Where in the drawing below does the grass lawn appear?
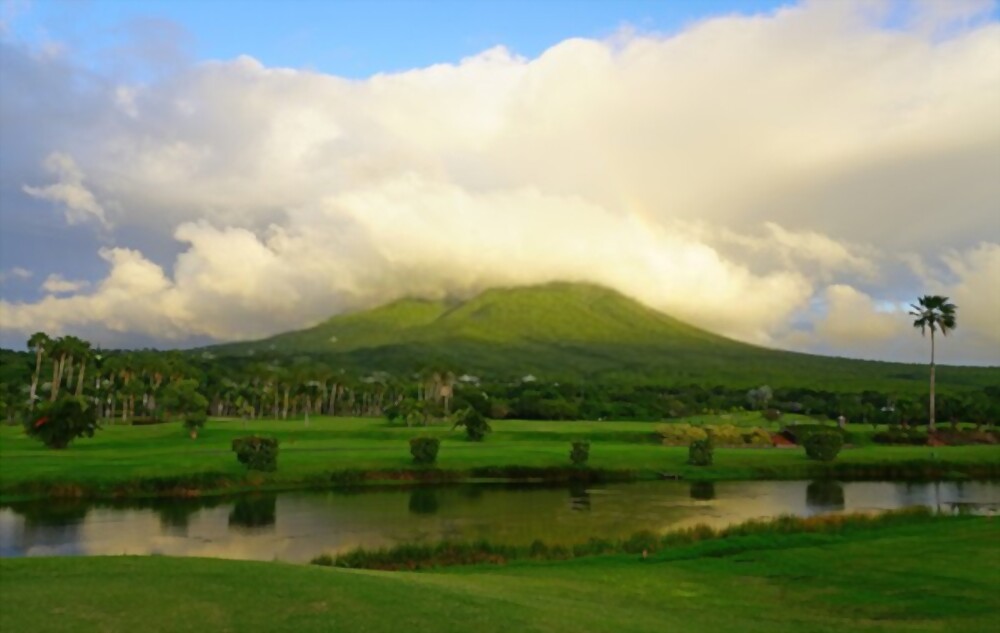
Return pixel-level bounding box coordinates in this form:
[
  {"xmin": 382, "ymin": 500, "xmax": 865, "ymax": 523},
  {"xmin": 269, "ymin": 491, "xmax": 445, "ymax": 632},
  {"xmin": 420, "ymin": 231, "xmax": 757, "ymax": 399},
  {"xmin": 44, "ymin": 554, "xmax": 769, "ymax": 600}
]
[
  {"xmin": 1, "ymin": 517, "xmax": 997, "ymax": 632},
  {"xmin": 2, "ymin": 415, "xmax": 998, "ymax": 499}
]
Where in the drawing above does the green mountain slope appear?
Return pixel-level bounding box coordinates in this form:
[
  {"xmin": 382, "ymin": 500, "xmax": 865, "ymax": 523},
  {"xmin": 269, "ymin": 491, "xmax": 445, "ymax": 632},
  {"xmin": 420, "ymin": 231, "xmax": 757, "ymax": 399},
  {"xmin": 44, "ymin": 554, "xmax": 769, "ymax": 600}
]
[{"xmin": 208, "ymin": 282, "xmax": 998, "ymax": 391}]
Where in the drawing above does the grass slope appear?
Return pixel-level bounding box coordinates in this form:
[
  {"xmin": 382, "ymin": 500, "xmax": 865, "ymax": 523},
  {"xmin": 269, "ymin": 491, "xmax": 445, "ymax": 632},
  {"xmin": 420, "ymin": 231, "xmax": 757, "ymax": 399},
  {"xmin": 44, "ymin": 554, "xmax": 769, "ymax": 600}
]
[
  {"xmin": 208, "ymin": 282, "xmax": 999, "ymax": 391},
  {"xmin": 2, "ymin": 518, "xmax": 997, "ymax": 632}
]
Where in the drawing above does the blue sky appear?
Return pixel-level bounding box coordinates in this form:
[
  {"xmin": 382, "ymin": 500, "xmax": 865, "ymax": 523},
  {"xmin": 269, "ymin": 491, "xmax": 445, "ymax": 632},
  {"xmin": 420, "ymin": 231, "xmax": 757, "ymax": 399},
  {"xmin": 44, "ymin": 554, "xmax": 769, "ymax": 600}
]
[
  {"xmin": 6, "ymin": 0, "xmax": 787, "ymax": 77},
  {"xmin": 1, "ymin": 0, "xmax": 998, "ymax": 362}
]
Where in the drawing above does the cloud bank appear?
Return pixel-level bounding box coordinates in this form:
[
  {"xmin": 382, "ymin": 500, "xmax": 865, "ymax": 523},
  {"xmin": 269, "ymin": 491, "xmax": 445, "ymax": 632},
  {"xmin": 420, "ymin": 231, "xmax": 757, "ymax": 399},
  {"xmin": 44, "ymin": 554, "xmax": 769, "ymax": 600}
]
[{"xmin": 1, "ymin": 0, "xmax": 998, "ymax": 364}]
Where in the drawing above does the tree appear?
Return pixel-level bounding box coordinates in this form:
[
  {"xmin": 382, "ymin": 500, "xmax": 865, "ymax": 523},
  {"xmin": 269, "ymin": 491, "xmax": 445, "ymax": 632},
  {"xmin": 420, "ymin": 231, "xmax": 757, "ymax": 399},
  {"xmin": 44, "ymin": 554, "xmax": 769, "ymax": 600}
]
[
  {"xmin": 452, "ymin": 407, "xmax": 491, "ymax": 441},
  {"xmin": 73, "ymin": 339, "xmax": 93, "ymax": 397},
  {"xmin": 746, "ymin": 385, "xmax": 772, "ymax": 410},
  {"xmin": 48, "ymin": 337, "xmax": 68, "ymax": 401},
  {"xmin": 27, "ymin": 332, "xmax": 51, "ymax": 411},
  {"xmin": 160, "ymin": 378, "xmax": 209, "ymax": 438},
  {"xmin": 25, "ymin": 395, "xmax": 99, "ymax": 449},
  {"xmin": 910, "ymin": 295, "xmax": 957, "ymax": 433}
]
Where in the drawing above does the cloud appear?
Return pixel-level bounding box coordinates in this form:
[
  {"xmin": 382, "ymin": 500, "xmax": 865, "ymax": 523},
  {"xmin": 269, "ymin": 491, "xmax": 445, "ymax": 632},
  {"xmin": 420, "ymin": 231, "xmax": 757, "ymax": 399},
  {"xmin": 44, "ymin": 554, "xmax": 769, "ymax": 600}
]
[
  {"xmin": 0, "ymin": 0, "xmax": 998, "ymax": 363},
  {"xmin": 815, "ymin": 284, "xmax": 901, "ymax": 346},
  {"xmin": 40, "ymin": 273, "xmax": 89, "ymax": 294},
  {"xmin": 939, "ymin": 243, "xmax": 1000, "ymax": 348},
  {"xmin": 0, "ymin": 267, "xmax": 32, "ymax": 283},
  {"xmin": 22, "ymin": 152, "xmax": 110, "ymax": 227}
]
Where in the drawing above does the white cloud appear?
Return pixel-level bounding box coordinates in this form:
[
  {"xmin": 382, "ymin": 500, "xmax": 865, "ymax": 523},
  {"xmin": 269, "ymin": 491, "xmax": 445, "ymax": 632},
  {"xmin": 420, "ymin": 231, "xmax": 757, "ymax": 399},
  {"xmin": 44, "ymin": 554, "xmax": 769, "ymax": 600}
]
[
  {"xmin": 40, "ymin": 273, "xmax": 89, "ymax": 294},
  {"xmin": 1, "ymin": 1, "xmax": 998, "ymax": 363},
  {"xmin": 815, "ymin": 284, "xmax": 901, "ymax": 346},
  {"xmin": 22, "ymin": 152, "xmax": 110, "ymax": 227},
  {"xmin": 0, "ymin": 267, "xmax": 32, "ymax": 283},
  {"xmin": 939, "ymin": 243, "xmax": 1000, "ymax": 348}
]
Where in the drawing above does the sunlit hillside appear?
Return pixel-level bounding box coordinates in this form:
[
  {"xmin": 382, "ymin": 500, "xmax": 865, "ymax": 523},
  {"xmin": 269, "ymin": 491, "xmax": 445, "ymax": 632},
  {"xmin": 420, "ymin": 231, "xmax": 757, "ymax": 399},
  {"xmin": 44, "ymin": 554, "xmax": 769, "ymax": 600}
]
[{"xmin": 209, "ymin": 283, "xmax": 999, "ymax": 392}]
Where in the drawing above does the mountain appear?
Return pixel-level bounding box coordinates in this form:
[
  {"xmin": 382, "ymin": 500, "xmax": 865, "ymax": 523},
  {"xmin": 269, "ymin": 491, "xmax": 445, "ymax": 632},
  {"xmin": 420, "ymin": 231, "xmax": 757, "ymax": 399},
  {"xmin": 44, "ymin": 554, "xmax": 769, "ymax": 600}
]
[{"xmin": 208, "ymin": 282, "xmax": 998, "ymax": 391}]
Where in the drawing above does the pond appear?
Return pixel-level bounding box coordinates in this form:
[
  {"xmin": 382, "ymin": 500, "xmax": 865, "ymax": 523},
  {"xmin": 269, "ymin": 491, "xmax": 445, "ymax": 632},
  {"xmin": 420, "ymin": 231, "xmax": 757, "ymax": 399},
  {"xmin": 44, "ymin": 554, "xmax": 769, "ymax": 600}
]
[{"xmin": 1, "ymin": 480, "xmax": 996, "ymax": 563}]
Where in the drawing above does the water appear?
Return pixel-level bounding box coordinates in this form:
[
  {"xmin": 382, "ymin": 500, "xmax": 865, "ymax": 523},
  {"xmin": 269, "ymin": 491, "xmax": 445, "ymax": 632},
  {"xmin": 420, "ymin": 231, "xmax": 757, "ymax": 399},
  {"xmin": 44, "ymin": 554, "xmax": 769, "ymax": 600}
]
[{"xmin": 1, "ymin": 480, "xmax": 996, "ymax": 563}]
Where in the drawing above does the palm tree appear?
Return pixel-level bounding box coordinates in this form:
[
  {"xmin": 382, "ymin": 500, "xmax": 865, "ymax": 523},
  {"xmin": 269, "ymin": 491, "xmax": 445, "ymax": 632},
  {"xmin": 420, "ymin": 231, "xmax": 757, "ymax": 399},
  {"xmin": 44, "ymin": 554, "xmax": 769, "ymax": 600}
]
[
  {"xmin": 74, "ymin": 339, "xmax": 93, "ymax": 397},
  {"xmin": 49, "ymin": 337, "xmax": 69, "ymax": 401},
  {"xmin": 27, "ymin": 332, "xmax": 51, "ymax": 411},
  {"xmin": 909, "ymin": 295, "xmax": 957, "ymax": 433}
]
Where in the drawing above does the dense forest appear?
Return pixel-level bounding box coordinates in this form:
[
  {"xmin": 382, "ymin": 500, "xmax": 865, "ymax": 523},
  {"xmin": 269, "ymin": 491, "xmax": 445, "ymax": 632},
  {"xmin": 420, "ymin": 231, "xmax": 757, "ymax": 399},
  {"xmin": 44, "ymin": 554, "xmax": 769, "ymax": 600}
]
[{"xmin": 2, "ymin": 332, "xmax": 998, "ymax": 427}]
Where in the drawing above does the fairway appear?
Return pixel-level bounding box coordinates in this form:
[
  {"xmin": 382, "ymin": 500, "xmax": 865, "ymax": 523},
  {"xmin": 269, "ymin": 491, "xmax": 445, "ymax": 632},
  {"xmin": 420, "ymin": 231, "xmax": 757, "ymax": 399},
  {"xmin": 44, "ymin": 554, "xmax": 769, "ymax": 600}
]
[
  {"xmin": 2, "ymin": 518, "xmax": 997, "ymax": 632},
  {"xmin": 3, "ymin": 415, "xmax": 999, "ymax": 499}
]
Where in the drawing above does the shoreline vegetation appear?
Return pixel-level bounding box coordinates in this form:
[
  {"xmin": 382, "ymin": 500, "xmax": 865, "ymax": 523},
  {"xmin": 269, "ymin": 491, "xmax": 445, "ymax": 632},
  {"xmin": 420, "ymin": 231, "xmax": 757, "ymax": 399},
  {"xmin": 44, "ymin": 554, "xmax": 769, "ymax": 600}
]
[
  {"xmin": 309, "ymin": 507, "xmax": 961, "ymax": 569},
  {"xmin": 2, "ymin": 416, "xmax": 998, "ymax": 501},
  {"xmin": 2, "ymin": 512, "xmax": 997, "ymax": 632}
]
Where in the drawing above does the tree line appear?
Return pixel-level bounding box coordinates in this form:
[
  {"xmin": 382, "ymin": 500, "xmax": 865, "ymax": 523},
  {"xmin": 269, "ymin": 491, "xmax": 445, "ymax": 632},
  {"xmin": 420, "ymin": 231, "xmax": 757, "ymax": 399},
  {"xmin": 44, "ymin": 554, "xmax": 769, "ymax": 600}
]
[{"xmin": 2, "ymin": 330, "xmax": 997, "ymax": 431}]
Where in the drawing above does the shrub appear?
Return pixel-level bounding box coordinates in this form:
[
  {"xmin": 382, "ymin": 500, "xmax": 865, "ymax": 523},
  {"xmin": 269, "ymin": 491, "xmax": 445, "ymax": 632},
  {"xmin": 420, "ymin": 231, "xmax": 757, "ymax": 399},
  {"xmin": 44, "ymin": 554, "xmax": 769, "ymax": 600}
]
[
  {"xmin": 742, "ymin": 427, "xmax": 773, "ymax": 447},
  {"xmin": 452, "ymin": 407, "xmax": 492, "ymax": 442},
  {"xmin": 231, "ymin": 436, "xmax": 279, "ymax": 471},
  {"xmin": 409, "ymin": 436, "xmax": 440, "ymax": 464},
  {"xmin": 803, "ymin": 431, "xmax": 843, "ymax": 462},
  {"xmin": 688, "ymin": 438, "xmax": 714, "ymax": 466},
  {"xmin": 569, "ymin": 440, "xmax": 590, "ymax": 466},
  {"xmin": 623, "ymin": 530, "xmax": 660, "ymax": 554},
  {"xmin": 657, "ymin": 423, "xmax": 708, "ymax": 445},
  {"xmin": 762, "ymin": 408, "xmax": 782, "ymax": 422},
  {"xmin": 784, "ymin": 424, "xmax": 850, "ymax": 445},
  {"xmin": 183, "ymin": 412, "xmax": 207, "ymax": 437},
  {"xmin": 709, "ymin": 424, "xmax": 744, "ymax": 446},
  {"xmin": 873, "ymin": 427, "xmax": 928, "ymax": 445},
  {"xmin": 25, "ymin": 396, "xmax": 99, "ymax": 449}
]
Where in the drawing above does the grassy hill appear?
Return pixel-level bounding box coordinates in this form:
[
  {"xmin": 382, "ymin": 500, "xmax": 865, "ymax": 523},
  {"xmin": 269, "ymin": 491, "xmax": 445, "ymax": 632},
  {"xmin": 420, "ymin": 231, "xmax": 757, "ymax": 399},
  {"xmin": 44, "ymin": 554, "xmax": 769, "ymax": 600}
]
[{"xmin": 208, "ymin": 282, "xmax": 998, "ymax": 391}]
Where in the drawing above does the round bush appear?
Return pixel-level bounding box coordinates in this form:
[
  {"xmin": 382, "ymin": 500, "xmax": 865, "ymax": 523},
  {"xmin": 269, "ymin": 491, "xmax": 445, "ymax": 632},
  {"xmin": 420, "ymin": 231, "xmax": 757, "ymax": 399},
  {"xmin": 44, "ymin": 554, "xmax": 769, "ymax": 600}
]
[
  {"xmin": 232, "ymin": 436, "xmax": 279, "ymax": 472},
  {"xmin": 803, "ymin": 431, "xmax": 844, "ymax": 462},
  {"xmin": 569, "ymin": 440, "xmax": 590, "ymax": 466},
  {"xmin": 409, "ymin": 436, "xmax": 440, "ymax": 464},
  {"xmin": 688, "ymin": 438, "xmax": 714, "ymax": 466}
]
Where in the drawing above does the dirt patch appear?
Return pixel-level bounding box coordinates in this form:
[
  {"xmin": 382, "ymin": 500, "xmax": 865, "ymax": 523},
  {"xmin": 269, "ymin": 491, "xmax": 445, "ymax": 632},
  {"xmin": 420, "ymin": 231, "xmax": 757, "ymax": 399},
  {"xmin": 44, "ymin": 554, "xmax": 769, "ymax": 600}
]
[{"xmin": 771, "ymin": 433, "xmax": 797, "ymax": 448}]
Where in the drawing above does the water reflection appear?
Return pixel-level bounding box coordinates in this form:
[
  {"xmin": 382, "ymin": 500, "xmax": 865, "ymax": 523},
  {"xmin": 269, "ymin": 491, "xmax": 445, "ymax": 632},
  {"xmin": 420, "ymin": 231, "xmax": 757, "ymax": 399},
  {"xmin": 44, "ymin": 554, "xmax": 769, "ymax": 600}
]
[
  {"xmin": 689, "ymin": 481, "xmax": 716, "ymax": 501},
  {"xmin": 158, "ymin": 498, "xmax": 225, "ymax": 533},
  {"xmin": 805, "ymin": 481, "xmax": 845, "ymax": 511},
  {"xmin": 17, "ymin": 500, "xmax": 90, "ymax": 527},
  {"xmin": 1, "ymin": 480, "xmax": 996, "ymax": 563},
  {"xmin": 408, "ymin": 489, "xmax": 439, "ymax": 515},
  {"xmin": 228, "ymin": 495, "xmax": 277, "ymax": 531},
  {"xmin": 568, "ymin": 483, "xmax": 591, "ymax": 511}
]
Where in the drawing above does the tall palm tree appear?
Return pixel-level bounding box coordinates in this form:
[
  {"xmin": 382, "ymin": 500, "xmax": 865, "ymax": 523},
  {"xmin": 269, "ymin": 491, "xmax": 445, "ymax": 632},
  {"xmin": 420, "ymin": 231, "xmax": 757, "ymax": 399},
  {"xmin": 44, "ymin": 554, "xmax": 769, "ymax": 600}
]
[
  {"xmin": 49, "ymin": 337, "xmax": 69, "ymax": 401},
  {"xmin": 909, "ymin": 295, "xmax": 957, "ymax": 433},
  {"xmin": 27, "ymin": 332, "xmax": 51, "ymax": 411},
  {"xmin": 74, "ymin": 339, "xmax": 93, "ymax": 397}
]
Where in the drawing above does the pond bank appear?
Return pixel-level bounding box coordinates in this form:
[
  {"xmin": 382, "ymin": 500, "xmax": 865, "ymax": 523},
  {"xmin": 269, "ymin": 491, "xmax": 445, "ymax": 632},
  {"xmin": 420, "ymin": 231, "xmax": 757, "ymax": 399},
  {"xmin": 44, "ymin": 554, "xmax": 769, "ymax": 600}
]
[
  {"xmin": 4, "ymin": 458, "xmax": 1000, "ymax": 502},
  {"xmin": 3, "ymin": 516, "xmax": 997, "ymax": 633}
]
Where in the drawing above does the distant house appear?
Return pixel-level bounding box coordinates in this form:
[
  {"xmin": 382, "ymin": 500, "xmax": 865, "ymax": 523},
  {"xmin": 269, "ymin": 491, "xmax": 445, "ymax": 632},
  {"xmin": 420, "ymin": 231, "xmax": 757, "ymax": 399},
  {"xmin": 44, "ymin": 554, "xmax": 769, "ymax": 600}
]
[
  {"xmin": 458, "ymin": 374, "xmax": 480, "ymax": 385},
  {"xmin": 522, "ymin": 374, "xmax": 537, "ymax": 383}
]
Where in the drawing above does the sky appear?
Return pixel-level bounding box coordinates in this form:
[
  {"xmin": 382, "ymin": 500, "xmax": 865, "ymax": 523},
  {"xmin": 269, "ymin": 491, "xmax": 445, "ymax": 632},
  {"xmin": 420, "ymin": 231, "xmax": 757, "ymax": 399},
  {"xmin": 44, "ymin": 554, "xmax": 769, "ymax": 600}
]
[{"xmin": 0, "ymin": 0, "xmax": 998, "ymax": 365}]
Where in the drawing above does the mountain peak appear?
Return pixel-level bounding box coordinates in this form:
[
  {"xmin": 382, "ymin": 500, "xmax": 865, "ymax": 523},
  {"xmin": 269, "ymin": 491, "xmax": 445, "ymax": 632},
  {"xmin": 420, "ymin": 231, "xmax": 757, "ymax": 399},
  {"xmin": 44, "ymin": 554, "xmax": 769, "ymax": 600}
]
[
  {"xmin": 221, "ymin": 281, "xmax": 728, "ymax": 357},
  {"xmin": 206, "ymin": 281, "xmax": 998, "ymax": 389}
]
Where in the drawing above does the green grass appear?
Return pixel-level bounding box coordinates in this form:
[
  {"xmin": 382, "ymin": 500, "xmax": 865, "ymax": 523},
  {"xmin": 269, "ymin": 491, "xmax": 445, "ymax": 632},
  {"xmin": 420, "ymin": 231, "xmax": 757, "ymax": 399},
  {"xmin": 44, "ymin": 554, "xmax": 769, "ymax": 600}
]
[
  {"xmin": 2, "ymin": 517, "xmax": 997, "ymax": 632},
  {"xmin": 207, "ymin": 282, "xmax": 1000, "ymax": 390},
  {"xmin": 2, "ymin": 415, "xmax": 998, "ymax": 500}
]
